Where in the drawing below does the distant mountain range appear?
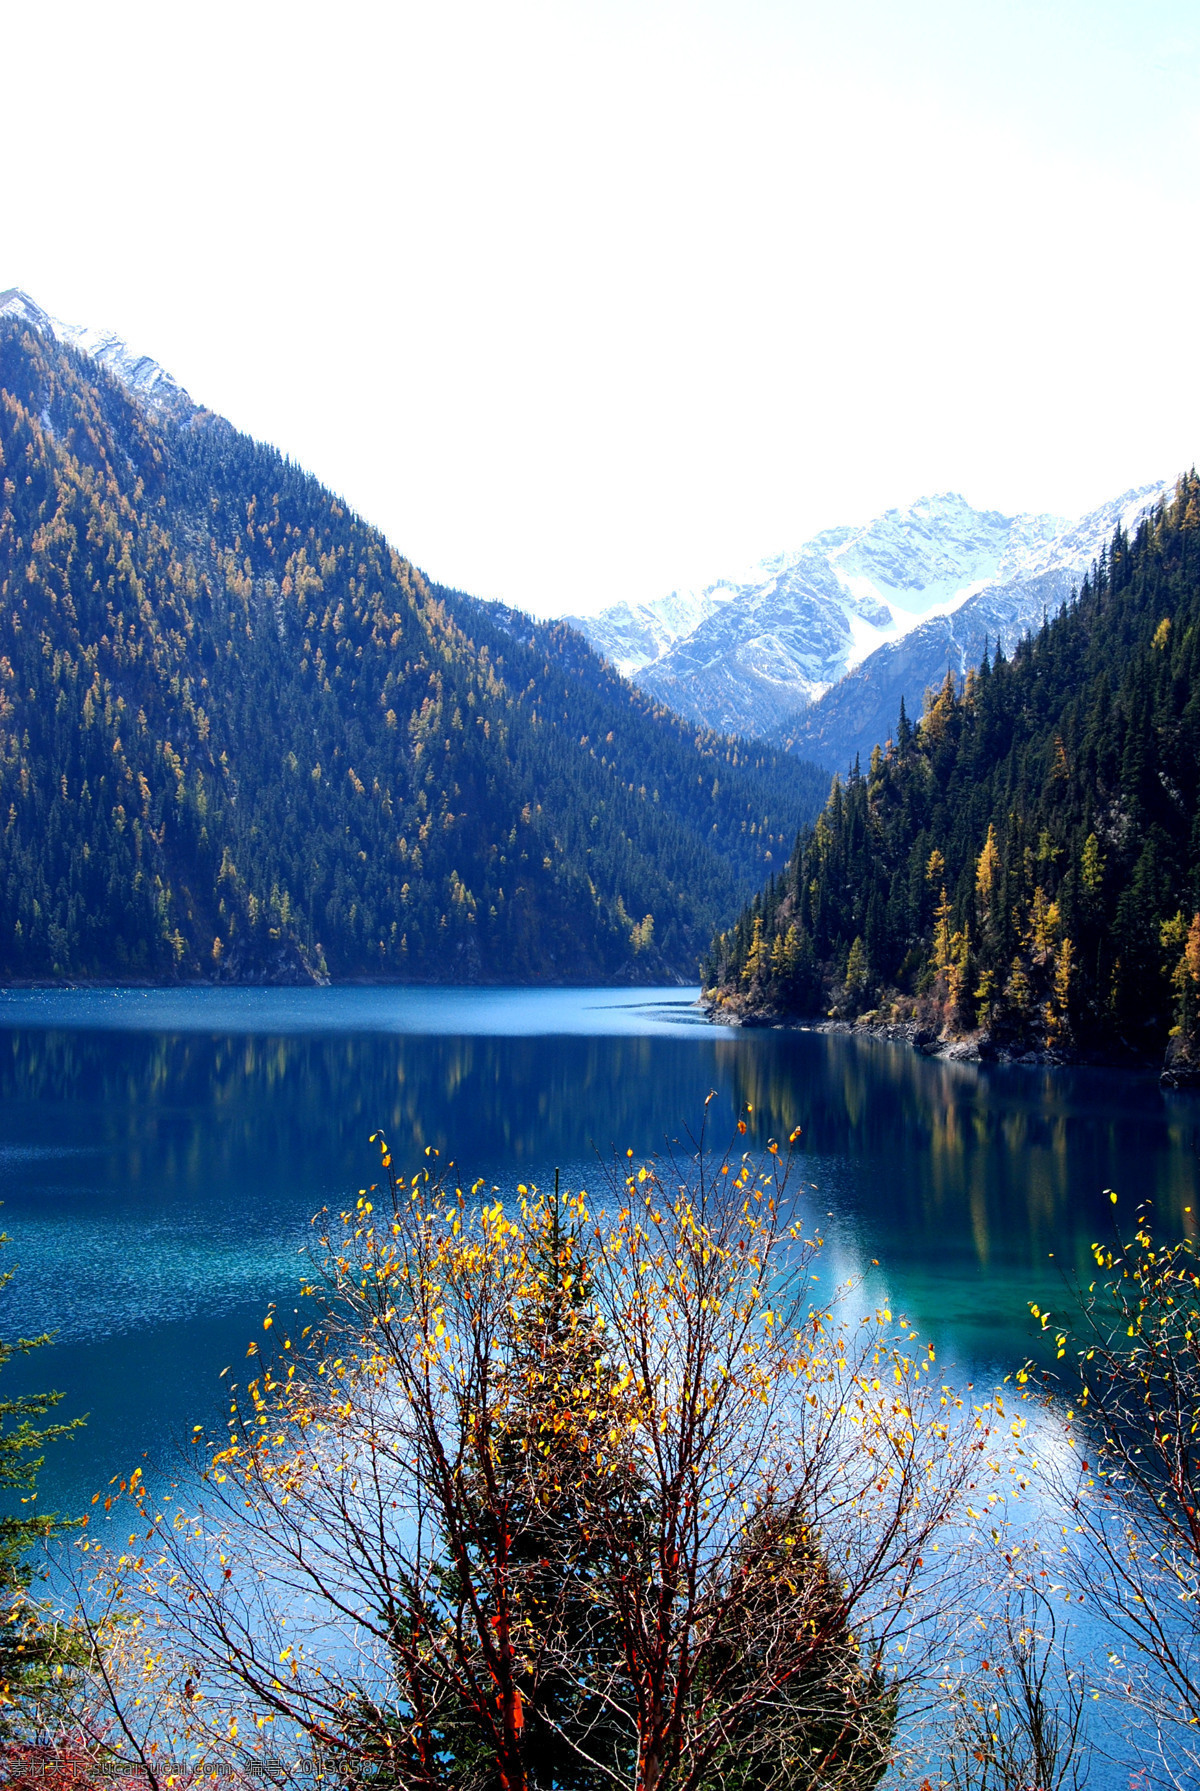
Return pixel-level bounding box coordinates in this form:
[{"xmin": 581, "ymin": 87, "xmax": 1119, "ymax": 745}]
[
  {"xmin": 566, "ymin": 484, "xmax": 1169, "ymax": 769},
  {"xmin": 5, "ymin": 284, "xmax": 1170, "ymax": 792}
]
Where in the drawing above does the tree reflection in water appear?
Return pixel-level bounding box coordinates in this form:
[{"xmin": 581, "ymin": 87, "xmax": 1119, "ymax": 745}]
[{"xmin": 0, "ymin": 1004, "xmax": 1195, "ymax": 1510}]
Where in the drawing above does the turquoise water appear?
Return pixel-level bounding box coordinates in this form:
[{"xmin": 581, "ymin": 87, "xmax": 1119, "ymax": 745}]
[
  {"xmin": 0, "ymin": 984, "xmax": 1195, "ymax": 1516},
  {"xmin": 0, "ymin": 985, "xmax": 1196, "ymax": 1784}
]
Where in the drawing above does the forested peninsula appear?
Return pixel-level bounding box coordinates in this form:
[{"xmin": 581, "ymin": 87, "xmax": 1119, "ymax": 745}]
[
  {"xmin": 704, "ymin": 474, "xmax": 1200, "ymax": 1080},
  {"xmin": 0, "ymin": 318, "xmax": 826, "ymax": 985}
]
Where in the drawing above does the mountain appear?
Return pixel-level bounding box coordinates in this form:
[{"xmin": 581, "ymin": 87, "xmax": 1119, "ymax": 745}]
[
  {"xmin": 566, "ymin": 494, "xmax": 1066, "ymax": 736},
  {"xmin": 0, "ymin": 288, "xmax": 205, "ymax": 427},
  {"xmin": 562, "ymin": 587, "xmax": 727, "ymax": 677},
  {"xmin": 566, "ymin": 488, "xmax": 1168, "ymax": 757},
  {"xmin": 781, "ymin": 482, "xmax": 1170, "ymax": 771},
  {"xmin": 0, "ymin": 307, "xmax": 828, "ymax": 986},
  {"xmin": 704, "ymin": 473, "xmax": 1200, "ymax": 1073}
]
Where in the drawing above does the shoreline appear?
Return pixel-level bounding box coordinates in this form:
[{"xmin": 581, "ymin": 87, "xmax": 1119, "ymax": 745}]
[
  {"xmin": 702, "ymin": 998, "xmax": 1200, "ymax": 1089},
  {"xmin": 0, "ymin": 970, "xmax": 692, "ymax": 994}
]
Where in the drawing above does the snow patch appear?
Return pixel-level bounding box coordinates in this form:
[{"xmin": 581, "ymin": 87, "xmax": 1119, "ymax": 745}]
[{"xmin": 0, "ymin": 287, "xmax": 197, "ymax": 421}]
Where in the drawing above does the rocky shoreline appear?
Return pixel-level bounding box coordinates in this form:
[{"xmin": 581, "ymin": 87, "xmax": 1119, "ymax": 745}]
[{"xmin": 702, "ymin": 997, "xmax": 1200, "ymax": 1089}]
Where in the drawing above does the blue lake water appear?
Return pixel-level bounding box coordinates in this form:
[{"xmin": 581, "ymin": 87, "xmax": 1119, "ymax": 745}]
[
  {"xmin": 0, "ymin": 984, "xmax": 1196, "ymax": 1783},
  {"xmin": 0, "ymin": 983, "xmax": 1195, "ymax": 1514}
]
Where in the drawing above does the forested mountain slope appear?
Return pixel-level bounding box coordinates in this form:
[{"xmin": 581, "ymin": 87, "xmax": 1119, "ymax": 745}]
[
  {"xmin": 0, "ymin": 318, "xmax": 826, "ymax": 984},
  {"xmin": 704, "ymin": 475, "xmax": 1200, "ymax": 1070}
]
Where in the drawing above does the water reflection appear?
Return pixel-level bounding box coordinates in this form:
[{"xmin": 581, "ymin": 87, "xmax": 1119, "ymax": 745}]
[
  {"xmin": 726, "ymin": 1030, "xmax": 1200, "ymax": 1371},
  {"xmin": 0, "ymin": 998, "xmax": 1196, "ymax": 1514}
]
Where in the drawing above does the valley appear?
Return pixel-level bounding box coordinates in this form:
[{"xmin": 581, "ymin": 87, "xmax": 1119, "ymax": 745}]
[
  {"xmin": 0, "ymin": 298, "xmax": 826, "ymax": 986},
  {"xmin": 7, "ymin": 4, "xmax": 1200, "ymax": 1783},
  {"xmin": 0, "ymin": 268, "xmax": 1195, "ymax": 1791}
]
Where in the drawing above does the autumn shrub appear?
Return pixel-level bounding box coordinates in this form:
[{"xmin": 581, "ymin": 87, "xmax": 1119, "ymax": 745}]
[{"xmin": 85, "ymin": 1114, "xmax": 1006, "ymax": 1791}]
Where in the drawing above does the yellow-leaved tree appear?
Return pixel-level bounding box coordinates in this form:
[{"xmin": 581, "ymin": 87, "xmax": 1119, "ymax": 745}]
[
  {"xmin": 1039, "ymin": 1200, "xmax": 1200, "ymax": 1788},
  {"xmin": 83, "ymin": 1112, "xmax": 1006, "ymax": 1791}
]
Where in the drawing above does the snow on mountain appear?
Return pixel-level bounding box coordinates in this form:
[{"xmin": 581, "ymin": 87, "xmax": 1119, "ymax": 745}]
[
  {"xmin": 567, "ymin": 494, "xmax": 1068, "ymax": 739},
  {"xmin": 3, "ymin": 287, "xmax": 1167, "ymax": 771},
  {"xmin": 782, "ymin": 480, "xmax": 1172, "ymax": 771},
  {"xmin": 562, "ymin": 585, "xmax": 731, "ymax": 676},
  {"xmin": 0, "ymin": 288, "xmax": 200, "ymax": 424}
]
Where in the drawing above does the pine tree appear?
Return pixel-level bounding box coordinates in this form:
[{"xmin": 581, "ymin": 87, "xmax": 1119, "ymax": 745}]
[
  {"xmin": 0, "ymin": 316, "xmax": 829, "ymax": 990},
  {"xmin": 843, "ymin": 936, "xmax": 870, "ymax": 1009},
  {"xmin": 706, "ymin": 472, "xmax": 1200, "ymax": 1063},
  {"xmin": 695, "ymin": 1525, "xmax": 895, "ymax": 1791}
]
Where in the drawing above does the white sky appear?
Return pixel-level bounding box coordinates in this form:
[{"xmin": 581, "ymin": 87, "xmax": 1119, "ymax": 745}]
[{"xmin": 6, "ymin": 0, "xmax": 1200, "ymax": 616}]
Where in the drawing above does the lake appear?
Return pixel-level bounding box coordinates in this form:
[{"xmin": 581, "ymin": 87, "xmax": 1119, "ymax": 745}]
[
  {"xmin": 1, "ymin": 983, "xmax": 1196, "ymax": 1516},
  {"xmin": 1, "ymin": 983, "xmax": 1196, "ymax": 1784}
]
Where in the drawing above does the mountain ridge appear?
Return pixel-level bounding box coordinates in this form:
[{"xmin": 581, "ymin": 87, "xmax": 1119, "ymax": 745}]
[
  {"xmin": 0, "ymin": 307, "xmax": 827, "ymax": 986},
  {"xmin": 0, "ymin": 287, "xmax": 208, "ymax": 427},
  {"xmin": 781, "ymin": 480, "xmax": 1169, "ymax": 769},
  {"xmin": 565, "ymin": 484, "xmax": 1168, "ymax": 757}
]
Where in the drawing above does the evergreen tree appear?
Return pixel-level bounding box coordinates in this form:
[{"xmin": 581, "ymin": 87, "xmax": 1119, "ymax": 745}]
[
  {"xmin": 0, "ymin": 317, "xmax": 827, "ymax": 987},
  {"xmin": 706, "ymin": 471, "xmax": 1200, "ymax": 1063},
  {"xmin": 696, "ymin": 1519, "xmax": 894, "ymax": 1791}
]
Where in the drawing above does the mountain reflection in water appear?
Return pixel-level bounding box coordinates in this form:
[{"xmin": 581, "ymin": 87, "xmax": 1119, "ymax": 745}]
[{"xmin": 0, "ymin": 988, "xmax": 1195, "ymax": 1519}]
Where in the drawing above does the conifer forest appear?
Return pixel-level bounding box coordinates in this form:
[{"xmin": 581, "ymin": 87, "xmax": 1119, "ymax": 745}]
[
  {"xmin": 705, "ymin": 475, "xmax": 1200, "ymax": 1071},
  {"xmin": 10, "ymin": 7, "xmax": 1200, "ymax": 1788},
  {"xmin": 0, "ymin": 319, "xmax": 826, "ymax": 986}
]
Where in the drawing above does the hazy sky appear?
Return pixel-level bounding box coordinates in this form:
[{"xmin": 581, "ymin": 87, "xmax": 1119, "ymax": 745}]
[{"xmin": 7, "ymin": 0, "xmax": 1200, "ymax": 614}]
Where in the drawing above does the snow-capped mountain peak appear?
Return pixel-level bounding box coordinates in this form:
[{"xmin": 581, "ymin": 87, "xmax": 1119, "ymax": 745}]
[
  {"xmin": 816, "ymin": 491, "xmax": 1066, "ymax": 615},
  {"xmin": 564, "ymin": 484, "xmax": 1168, "ymax": 744},
  {"xmin": 782, "ymin": 477, "xmax": 1172, "ymax": 770},
  {"xmin": 0, "ymin": 288, "xmax": 199, "ymax": 424},
  {"xmin": 561, "ymin": 584, "xmax": 732, "ymax": 678},
  {"xmin": 564, "ymin": 494, "xmax": 1071, "ymax": 736}
]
